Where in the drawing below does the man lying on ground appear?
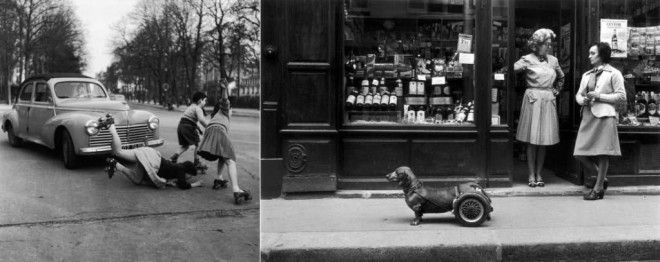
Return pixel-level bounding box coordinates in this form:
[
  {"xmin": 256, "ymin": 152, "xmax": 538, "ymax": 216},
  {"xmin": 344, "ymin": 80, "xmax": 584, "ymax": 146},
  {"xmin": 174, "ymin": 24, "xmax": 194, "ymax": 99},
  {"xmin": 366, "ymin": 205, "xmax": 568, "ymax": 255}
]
[{"xmin": 101, "ymin": 115, "xmax": 202, "ymax": 189}]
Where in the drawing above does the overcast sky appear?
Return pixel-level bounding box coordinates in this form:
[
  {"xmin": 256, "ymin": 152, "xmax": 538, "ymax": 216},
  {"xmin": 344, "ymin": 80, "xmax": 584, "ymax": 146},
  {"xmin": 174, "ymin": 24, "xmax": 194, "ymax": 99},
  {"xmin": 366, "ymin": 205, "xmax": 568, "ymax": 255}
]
[{"xmin": 71, "ymin": 0, "xmax": 139, "ymax": 76}]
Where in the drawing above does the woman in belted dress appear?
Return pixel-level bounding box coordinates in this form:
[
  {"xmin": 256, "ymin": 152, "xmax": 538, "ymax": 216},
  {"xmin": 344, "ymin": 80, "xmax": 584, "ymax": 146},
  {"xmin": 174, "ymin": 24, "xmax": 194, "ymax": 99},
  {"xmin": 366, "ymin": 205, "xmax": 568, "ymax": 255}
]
[
  {"xmin": 197, "ymin": 79, "xmax": 251, "ymax": 204},
  {"xmin": 170, "ymin": 92, "xmax": 209, "ymax": 170},
  {"xmin": 575, "ymin": 42, "xmax": 626, "ymax": 201},
  {"xmin": 514, "ymin": 28, "xmax": 565, "ymax": 187}
]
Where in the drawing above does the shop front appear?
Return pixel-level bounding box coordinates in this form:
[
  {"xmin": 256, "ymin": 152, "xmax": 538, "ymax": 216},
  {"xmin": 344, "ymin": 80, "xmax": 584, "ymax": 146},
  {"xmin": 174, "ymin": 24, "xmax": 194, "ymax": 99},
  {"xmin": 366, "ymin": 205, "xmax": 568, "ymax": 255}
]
[{"xmin": 261, "ymin": 0, "xmax": 660, "ymax": 198}]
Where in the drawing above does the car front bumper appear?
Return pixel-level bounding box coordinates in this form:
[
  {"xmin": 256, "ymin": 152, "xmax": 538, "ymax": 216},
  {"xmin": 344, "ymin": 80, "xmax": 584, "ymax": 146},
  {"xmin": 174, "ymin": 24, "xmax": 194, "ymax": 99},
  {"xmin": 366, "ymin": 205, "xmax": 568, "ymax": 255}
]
[{"xmin": 78, "ymin": 138, "xmax": 164, "ymax": 155}]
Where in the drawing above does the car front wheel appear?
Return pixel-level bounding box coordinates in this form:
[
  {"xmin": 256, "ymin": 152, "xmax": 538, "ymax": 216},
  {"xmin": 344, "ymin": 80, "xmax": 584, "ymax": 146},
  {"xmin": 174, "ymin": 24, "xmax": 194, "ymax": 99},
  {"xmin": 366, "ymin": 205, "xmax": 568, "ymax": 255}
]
[
  {"xmin": 61, "ymin": 130, "xmax": 79, "ymax": 169},
  {"xmin": 5, "ymin": 122, "xmax": 23, "ymax": 147}
]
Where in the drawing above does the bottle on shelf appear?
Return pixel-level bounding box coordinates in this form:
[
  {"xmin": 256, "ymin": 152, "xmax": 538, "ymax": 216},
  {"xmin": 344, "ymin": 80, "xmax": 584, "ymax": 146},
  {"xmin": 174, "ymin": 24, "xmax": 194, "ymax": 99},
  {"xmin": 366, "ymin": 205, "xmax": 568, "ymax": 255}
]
[
  {"xmin": 356, "ymin": 80, "xmax": 369, "ymax": 110},
  {"xmin": 345, "ymin": 85, "xmax": 357, "ymax": 109},
  {"xmin": 636, "ymin": 91, "xmax": 648, "ymax": 118},
  {"xmin": 388, "ymin": 87, "xmax": 398, "ymax": 111},
  {"xmin": 395, "ymin": 77, "xmax": 404, "ymax": 97},
  {"xmin": 381, "ymin": 90, "xmax": 390, "ymax": 110},
  {"xmin": 648, "ymin": 91, "xmax": 658, "ymax": 117},
  {"xmin": 364, "ymin": 91, "xmax": 374, "ymax": 110},
  {"xmin": 373, "ymin": 89, "xmax": 382, "ymax": 111}
]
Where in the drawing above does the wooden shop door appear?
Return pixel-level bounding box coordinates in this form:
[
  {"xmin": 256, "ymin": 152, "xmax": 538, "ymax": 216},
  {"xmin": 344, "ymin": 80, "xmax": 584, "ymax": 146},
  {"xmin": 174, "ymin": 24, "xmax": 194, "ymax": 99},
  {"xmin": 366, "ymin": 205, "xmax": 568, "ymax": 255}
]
[{"xmin": 261, "ymin": 0, "xmax": 341, "ymax": 196}]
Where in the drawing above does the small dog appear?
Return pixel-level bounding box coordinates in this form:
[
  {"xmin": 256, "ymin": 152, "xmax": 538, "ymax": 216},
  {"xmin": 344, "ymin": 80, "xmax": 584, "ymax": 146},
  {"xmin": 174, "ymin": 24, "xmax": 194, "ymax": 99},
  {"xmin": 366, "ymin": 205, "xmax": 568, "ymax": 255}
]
[{"xmin": 386, "ymin": 166, "xmax": 485, "ymax": 226}]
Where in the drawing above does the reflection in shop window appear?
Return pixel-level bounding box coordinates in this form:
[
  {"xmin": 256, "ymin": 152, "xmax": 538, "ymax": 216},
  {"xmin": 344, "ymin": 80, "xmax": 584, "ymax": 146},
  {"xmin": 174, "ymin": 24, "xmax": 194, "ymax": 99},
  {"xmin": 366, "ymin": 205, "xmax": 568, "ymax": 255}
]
[{"xmin": 343, "ymin": 0, "xmax": 476, "ymax": 126}]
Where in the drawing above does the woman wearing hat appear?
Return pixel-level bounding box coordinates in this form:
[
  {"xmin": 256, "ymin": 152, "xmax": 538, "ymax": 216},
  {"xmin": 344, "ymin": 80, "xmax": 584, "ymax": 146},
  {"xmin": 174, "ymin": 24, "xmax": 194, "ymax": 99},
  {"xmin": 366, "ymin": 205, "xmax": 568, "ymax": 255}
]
[{"xmin": 514, "ymin": 28, "xmax": 565, "ymax": 187}]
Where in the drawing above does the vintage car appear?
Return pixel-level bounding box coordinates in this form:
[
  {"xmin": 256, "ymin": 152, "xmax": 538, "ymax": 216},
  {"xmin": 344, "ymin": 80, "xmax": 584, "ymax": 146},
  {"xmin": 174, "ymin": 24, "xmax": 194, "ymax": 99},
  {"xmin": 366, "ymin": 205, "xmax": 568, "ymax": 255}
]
[{"xmin": 1, "ymin": 73, "xmax": 164, "ymax": 169}]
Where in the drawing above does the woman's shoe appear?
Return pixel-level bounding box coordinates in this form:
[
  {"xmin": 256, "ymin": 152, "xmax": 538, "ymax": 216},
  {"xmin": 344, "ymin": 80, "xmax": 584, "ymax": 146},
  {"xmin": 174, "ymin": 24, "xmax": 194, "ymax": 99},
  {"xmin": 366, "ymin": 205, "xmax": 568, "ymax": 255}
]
[
  {"xmin": 97, "ymin": 114, "xmax": 114, "ymax": 130},
  {"xmin": 583, "ymin": 189, "xmax": 604, "ymax": 200},
  {"xmin": 536, "ymin": 179, "xmax": 545, "ymax": 187},
  {"xmin": 234, "ymin": 190, "xmax": 252, "ymax": 205},
  {"xmin": 212, "ymin": 179, "xmax": 228, "ymax": 190},
  {"xmin": 528, "ymin": 179, "xmax": 536, "ymax": 188},
  {"xmin": 105, "ymin": 158, "xmax": 117, "ymax": 179}
]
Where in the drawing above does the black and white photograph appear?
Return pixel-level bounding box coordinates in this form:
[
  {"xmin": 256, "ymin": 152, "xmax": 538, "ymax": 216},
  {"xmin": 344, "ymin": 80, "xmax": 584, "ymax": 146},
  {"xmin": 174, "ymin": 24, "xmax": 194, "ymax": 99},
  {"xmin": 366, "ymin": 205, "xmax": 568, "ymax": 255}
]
[
  {"xmin": 259, "ymin": 0, "xmax": 660, "ymax": 261},
  {"xmin": 0, "ymin": 0, "xmax": 260, "ymax": 261},
  {"xmin": 2, "ymin": 0, "xmax": 660, "ymax": 261}
]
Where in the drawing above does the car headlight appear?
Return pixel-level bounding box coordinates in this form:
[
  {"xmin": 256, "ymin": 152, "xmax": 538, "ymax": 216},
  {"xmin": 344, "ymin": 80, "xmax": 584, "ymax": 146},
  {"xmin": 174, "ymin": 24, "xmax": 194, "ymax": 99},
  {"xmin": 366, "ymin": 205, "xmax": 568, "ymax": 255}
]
[
  {"xmin": 85, "ymin": 120, "xmax": 99, "ymax": 136},
  {"xmin": 148, "ymin": 116, "xmax": 159, "ymax": 130}
]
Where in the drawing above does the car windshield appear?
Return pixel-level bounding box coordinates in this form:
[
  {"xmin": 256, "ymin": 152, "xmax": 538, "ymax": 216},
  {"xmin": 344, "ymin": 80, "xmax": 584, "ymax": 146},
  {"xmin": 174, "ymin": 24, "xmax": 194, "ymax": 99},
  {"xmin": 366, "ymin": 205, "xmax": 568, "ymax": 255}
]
[{"xmin": 54, "ymin": 82, "xmax": 107, "ymax": 99}]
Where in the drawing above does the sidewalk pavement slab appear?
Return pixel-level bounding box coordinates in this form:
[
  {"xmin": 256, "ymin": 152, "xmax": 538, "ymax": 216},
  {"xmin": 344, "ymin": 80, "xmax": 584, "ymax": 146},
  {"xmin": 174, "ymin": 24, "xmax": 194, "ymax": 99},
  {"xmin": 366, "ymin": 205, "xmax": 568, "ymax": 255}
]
[{"xmin": 261, "ymin": 196, "xmax": 660, "ymax": 261}]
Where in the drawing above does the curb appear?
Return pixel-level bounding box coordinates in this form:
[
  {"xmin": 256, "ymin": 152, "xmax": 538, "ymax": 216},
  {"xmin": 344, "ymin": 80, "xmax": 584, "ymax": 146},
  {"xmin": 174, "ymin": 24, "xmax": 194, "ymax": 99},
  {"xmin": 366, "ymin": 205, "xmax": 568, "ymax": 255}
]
[
  {"xmin": 279, "ymin": 186, "xmax": 660, "ymax": 199},
  {"xmin": 261, "ymin": 227, "xmax": 660, "ymax": 261}
]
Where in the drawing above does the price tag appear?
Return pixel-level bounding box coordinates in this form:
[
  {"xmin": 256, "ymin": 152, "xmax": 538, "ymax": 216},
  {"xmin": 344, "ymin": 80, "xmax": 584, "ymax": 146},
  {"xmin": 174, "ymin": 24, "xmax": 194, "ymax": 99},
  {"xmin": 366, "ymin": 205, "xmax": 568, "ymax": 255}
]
[
  {"xmin": 457, "ymin": 34, "xmax": 473, "ymax": 53},
  {"xmin": 494, "ymin": 73, "xmax": 505, "ymax": 80},
  {"xmin": 431, "ymin": 77, "xmax": 446, "ymax": 85},
  {"xmin": 417, "ymin": 74, "xmax": 427, "ymax": 81},
  {"xmin": 458, "ymin": 53, "xmax": 475, "ymax": 64}
]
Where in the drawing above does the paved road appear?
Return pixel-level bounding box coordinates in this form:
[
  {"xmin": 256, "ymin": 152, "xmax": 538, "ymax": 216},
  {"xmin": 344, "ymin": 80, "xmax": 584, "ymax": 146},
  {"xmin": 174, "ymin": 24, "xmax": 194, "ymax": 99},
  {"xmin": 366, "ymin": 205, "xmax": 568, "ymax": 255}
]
[{"xmin": 0, "ymin": 103, "xmax": 259, "ymax": 261}]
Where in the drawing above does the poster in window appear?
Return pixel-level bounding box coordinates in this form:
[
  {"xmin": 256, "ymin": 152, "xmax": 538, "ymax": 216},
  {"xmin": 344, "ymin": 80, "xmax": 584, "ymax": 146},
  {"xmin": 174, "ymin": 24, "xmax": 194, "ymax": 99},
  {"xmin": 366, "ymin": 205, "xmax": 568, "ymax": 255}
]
[{"xmin": 600, "ymin": 19, "xmax": 628, "ymax": 58}]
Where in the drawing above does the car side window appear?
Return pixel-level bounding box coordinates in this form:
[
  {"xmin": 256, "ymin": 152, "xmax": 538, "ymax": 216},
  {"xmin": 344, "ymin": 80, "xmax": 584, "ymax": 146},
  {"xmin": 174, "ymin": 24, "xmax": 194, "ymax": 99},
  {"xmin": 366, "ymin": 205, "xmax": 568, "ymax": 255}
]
[
  {"xmin": 19, "ymin": 83, "xmax": 34, "ymax": 102},
  {"xmin": 34, "ymin": 82, "xmax": 52, "ymax": 103}
]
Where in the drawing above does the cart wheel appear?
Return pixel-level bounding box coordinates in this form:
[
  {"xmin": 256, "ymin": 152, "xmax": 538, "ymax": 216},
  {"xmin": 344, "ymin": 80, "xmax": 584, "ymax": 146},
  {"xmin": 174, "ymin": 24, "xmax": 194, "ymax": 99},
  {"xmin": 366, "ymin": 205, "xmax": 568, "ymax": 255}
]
[{"xmin": 455, "ymin": 197, "xmax": 488, "ymax": 227}]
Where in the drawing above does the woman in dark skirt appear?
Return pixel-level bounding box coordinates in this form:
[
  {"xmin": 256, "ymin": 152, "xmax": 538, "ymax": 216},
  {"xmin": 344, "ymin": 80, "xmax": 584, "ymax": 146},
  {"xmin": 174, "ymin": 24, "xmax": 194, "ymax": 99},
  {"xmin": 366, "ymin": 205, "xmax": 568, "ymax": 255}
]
[
  {"xmin": 171, "ymin": 92, "xmax": 209, "ymax": 169},
  {"xmin": 574, "ymin": 42, "xmax": 626, "ymax": 201},
  {"xmin": 197, "ymin": 80, "xmax": 251, "ymax": 204}
]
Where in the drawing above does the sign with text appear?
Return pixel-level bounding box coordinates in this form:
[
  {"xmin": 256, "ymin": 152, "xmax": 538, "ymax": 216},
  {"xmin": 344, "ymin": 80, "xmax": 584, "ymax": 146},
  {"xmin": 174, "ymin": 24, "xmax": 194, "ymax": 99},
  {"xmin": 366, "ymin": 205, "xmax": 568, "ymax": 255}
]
[
  {"xmin": 600, "ymin": 19, "xmax": 628, "ymax": 58},
  {"xmin": 457, "ymin": 34, "xmax": 473, "ymax": 53}
]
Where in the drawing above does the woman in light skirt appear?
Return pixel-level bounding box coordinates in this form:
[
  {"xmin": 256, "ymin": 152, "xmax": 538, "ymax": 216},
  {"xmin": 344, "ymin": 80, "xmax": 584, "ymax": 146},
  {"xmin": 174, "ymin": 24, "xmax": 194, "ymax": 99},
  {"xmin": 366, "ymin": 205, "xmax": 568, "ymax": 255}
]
[
  {"xmin": 574, "ymin": 42, "xmax": 626, "ymax": 200},
  {"xmin": 514, "ymin": 28, "xmax": 565, "ymax": 187},
  {"xmin": 197, "ymin": 79, "xmax": 252, "ymax": 204}
]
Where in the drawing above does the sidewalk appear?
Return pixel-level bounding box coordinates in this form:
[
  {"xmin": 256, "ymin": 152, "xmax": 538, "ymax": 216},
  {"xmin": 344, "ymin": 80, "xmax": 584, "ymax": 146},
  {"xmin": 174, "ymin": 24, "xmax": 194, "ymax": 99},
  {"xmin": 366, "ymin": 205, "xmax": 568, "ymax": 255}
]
[
  {"xmin": 129, "ymin": 101, "xmax": 259, "ymax": 118},
  {"xmin": 261, "ymin": 195, "xmax": 660, "ymax": 261}
]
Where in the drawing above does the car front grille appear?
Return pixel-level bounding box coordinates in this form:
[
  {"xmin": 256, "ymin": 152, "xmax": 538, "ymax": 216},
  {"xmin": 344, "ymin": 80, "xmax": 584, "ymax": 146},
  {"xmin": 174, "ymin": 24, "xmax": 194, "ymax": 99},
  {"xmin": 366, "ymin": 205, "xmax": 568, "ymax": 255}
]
[{"xmin": 89, "ymin": 125, "xmax": 156, "ymax": 147}]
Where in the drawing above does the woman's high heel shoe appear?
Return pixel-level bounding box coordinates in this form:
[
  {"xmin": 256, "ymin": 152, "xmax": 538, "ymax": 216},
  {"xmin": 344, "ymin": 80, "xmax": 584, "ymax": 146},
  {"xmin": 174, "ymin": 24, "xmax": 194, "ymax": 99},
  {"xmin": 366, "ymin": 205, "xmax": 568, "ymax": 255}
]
[
  {"xmin": 583, "ymin": 189, "xmax": 604, "ymax": 200},
  {"xmin": 234, "ymin": 190, "xmax": 252, "ymax": 205},
  {"xmin": 212, "ymin": 179, "xmax": 228, "ymax": 190}
]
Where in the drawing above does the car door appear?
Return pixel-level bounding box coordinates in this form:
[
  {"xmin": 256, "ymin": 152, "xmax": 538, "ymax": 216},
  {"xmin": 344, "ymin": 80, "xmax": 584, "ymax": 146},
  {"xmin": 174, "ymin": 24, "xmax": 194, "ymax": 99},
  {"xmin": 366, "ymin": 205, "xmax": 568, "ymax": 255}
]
[
  {"xmin": 15, "ymin": 82, "xmax": 34, "ymax": 137},
  {"xmin": 28, "ymin": 81, "xmax": 56, "ymax": 144}
]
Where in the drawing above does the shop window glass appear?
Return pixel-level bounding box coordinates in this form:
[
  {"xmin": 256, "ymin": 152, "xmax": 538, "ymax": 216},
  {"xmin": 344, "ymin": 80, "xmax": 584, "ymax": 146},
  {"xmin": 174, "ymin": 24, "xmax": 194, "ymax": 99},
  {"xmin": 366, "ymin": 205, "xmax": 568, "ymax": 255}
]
[
  {"xmin": 343, "ymin": 0, "xmax": 477, "ymax": 126},
  {"xmin": 599, "ymin": 0, "xmax": 660, "ymax": 127},
  {"xmin": 492, "ymin": 0, "xmax": 508, "ymax": 126}
]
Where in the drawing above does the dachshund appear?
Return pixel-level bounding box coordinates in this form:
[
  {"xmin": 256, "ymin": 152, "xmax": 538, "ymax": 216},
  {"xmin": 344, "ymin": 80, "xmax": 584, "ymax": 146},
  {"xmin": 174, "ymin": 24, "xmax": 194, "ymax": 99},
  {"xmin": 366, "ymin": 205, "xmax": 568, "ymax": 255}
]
[{"xmin": 386, "ymin": 166, "xmax": 483, "ymax": 226}]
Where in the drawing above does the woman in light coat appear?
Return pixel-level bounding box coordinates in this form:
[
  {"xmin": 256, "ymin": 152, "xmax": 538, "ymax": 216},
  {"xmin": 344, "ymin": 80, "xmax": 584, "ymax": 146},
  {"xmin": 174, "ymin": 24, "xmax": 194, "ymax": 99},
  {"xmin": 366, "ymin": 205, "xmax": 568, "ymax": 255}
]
[{"xmin": 574, "ymin": 42, "xmax": 626, "ymax": 200}]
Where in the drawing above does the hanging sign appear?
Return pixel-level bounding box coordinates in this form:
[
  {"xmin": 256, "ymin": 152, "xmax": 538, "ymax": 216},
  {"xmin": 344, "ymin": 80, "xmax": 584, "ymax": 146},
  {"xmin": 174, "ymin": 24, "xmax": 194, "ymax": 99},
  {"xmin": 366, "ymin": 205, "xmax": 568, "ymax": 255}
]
[
  {"xmin": 457, "ymin": 34, "xmax": 473, "ymax": 53},
  {"xmin": 458, "ymin": 53, "xmax": 475, "ymax": 64},
  {"xmin": 600, "ymin": 19, "xmax": 628, "ymax": 58}
]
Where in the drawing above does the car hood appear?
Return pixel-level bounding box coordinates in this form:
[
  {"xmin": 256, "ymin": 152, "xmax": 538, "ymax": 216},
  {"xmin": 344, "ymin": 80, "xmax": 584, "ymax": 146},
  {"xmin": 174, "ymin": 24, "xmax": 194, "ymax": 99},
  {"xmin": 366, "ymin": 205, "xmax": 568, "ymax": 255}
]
[{"xmin": 58, "ymin": 99, "xmax": 130, "ymax": 112}]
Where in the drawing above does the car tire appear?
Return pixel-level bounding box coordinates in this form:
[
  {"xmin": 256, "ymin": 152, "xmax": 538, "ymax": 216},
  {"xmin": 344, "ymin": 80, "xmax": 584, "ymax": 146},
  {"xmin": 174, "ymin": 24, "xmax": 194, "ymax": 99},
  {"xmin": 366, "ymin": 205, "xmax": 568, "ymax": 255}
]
[
  {"xmin": 5, "ymin": 122, "xmax": 23, "ymax": 147},
  {"xmin": 455, "ymin": 196, "xmax": 488, "ymax": 227},
  {"xmin": 61, "ymin": 129, "xmax": 79, "ymax": 169}
]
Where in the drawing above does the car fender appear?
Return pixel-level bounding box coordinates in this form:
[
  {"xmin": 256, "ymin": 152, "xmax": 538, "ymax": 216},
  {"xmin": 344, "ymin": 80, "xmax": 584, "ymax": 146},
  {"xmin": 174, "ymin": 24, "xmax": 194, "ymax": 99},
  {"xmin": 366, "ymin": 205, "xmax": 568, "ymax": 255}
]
[
  {"xmin": 43, "ymin": 111, "xmax": 104, "ymax": 150},
  {"xmin": 1, "ymin": 109, "xmax": 19, "ymax": 133},
  {"xmin": 452, "ymin": 192, "xmax": 493, "ymax": 213}
]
